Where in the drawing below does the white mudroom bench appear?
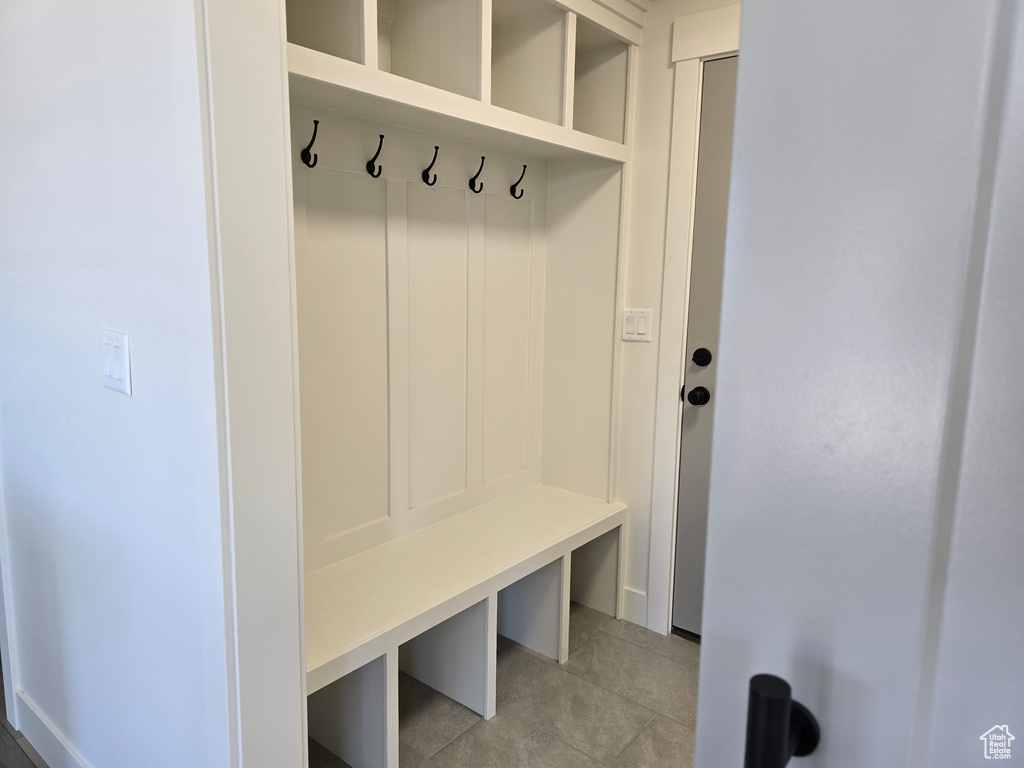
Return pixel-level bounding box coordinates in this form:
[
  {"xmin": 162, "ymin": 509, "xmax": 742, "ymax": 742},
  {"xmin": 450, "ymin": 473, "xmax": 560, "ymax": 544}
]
[{"xmin": 304, "ymin": 484, "xmax": 627, "ymax": 768}]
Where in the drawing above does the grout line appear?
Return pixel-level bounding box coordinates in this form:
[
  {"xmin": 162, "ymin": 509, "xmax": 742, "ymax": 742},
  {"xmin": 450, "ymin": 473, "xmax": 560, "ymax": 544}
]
[
  {"xmin": 607, "ymin": 713, "xmax": 658, "ymax": 765},
  {"xmin": 561, "ymin": 631, "xmax": 697, "ymax": 731},
  {"xmin": 594, "ymin": 627, "xmax": 694, "ymax": 667}
]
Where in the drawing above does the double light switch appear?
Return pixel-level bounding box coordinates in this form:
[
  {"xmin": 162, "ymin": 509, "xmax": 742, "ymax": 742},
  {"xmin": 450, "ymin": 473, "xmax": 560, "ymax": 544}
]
[{"xmin": 622, "ymin": 309, "xmax": 653, "ymax": 343}]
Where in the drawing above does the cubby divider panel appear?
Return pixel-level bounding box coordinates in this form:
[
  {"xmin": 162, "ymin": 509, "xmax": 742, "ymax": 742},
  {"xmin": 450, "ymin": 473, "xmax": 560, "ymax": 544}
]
[
  {"xmin": 307, "ymin": 653, "xmax": 389, "ymax": 768},
  {"xmin": 497, "ymin": 557, "xmax": 568, "ymax": 662},
  {"xmin": 398, "ymin": 597, "xmax": 496, "ymax": 719},
  {"xmin": 570, "ymin": 527, "xmax": 620, "ymax": 618}
]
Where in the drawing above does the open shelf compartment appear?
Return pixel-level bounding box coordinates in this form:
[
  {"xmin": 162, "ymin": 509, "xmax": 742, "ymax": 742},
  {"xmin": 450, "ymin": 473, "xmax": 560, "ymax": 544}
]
[
  {"xmin": 286, "ymin": 0, "xmax": 365, "ymax": 64},
  {"xmin": 573, "ymin": 19, "xmax": 629, "ymax": 144},
  {"xmin": 491, "ymin": 0, "xmax": 567, "ymax": 125},
  {"xmin": 379, "ymin": 0, "xmax": 483, "ymax": 99}
]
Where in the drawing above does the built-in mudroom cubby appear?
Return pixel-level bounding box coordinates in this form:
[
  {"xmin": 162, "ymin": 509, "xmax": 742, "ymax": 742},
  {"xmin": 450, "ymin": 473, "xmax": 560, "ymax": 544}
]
[
  {"xmin": 491, "ymin": 0, "xmax": 568, "ymax": 124},
  {"xmin": 286, "ymin": 1, "xmax": 636, "ymax": 765}
]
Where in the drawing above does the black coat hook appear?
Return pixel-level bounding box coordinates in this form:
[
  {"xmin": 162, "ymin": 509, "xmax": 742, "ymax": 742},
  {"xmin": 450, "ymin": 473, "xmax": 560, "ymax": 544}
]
[
  {"xmin": 510, "ymin": 165, "xmax": 527, "ymax": 199},
  {"xmin": 301, "ymin": 119, "xmax": 319, "ymax": 168},
  {"xmin": 422, "ymin": 146, "xmax": 439, "ymax": 186},
  {"xmin": 366, "ymin": 134, "xmax": 384, "ymax": 178},
  {"xmin": 469, "ymin": 156, "xmax": 486, "ymax": 193}
]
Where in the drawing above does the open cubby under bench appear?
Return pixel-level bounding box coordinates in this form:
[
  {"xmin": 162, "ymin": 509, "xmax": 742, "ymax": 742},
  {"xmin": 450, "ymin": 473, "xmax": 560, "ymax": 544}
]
[{"xmin": 304, "ymin": 485, "xmax": 626, "ymax": 768}]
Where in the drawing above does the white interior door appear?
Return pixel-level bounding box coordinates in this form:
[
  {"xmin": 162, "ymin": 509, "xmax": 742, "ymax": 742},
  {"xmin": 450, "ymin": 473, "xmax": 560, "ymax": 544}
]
[
  {"xmin": 694, "ymin": 2, "xmax": 1024, "ymax": 766},
  {"xmin": 672, "ymin": 55, "xmax": 738, "ymax": 636}
]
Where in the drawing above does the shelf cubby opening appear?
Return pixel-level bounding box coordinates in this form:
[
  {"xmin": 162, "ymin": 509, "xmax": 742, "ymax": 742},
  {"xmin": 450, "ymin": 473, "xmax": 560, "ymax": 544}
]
[
  {"xmin": 399, "ymin": 599, "xmax": 492, "ymax": 718},
  {"xmin": 491, "ymin": 0, "xmax": 567, "ymax": 125},
  {"xmin": 572, "ymin": 19, "xmax": 628, "ymax": 143},
  {"xmin": 286, "ymin": 0, "xmax": 364, "ymax": 64},
  {"xmin": 570, "ymin": 528, "xmax": 620, "ymax": 617},
  {"xmin": 379, "ymin": 0, "xmax": 483, "ymax": 100},
  {"xmin": 497, "ymin": 558, "xmax": 565, "ymax": 660},
  {"xmin": 307, "ymin": 654, "xmax": 388, "ymax": 768}
]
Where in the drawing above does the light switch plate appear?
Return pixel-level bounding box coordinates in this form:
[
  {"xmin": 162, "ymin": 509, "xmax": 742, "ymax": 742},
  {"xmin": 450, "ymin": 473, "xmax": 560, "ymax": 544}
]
[
  {"xmin": 622, "ymin": 309, "xmax": 653, "ymax": 343},
  {"xmin": 102, "ymin": 329, "xmax": 132, "ymax": 396}
]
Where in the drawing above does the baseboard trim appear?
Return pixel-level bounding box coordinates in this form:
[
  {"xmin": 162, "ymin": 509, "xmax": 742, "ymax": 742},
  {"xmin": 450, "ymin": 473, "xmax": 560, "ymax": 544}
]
[
  {"xmin": 621, "ymin": 586, "xmax": 648, "ymax": 627},
  {"xmin": 15, "ymin": 690, "xmax": 90, "ymax": 768}
]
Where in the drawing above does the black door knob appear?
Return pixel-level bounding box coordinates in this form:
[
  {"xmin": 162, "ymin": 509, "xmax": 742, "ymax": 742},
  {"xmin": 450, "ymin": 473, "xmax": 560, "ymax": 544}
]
[
  {"xmin": 692, "ymin": 348, "xmax": 713, "ymax": 367},
  {"xmin": 687, "ymin": 386, "xmax": 711, "ymax": 406}
]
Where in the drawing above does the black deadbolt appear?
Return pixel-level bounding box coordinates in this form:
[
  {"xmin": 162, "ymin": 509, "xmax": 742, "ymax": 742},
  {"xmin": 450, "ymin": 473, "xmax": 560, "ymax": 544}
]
[
  {"xmin": 692, "ymin": 347, "xmax": 713, "ymax": 367},
  {"xmin": 687, "ymin": 386, "xmax": 711, "ymax": 406}
]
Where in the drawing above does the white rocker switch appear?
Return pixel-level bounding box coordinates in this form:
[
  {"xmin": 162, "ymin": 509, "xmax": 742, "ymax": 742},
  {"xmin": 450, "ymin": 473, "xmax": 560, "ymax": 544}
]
[
  {"xmin": 622, "ymin": 309, "xmax": 653, "ymax": 343},
  {"xmin": 103, "ymin": 329, "xmax": 132, "ymax": 396}
]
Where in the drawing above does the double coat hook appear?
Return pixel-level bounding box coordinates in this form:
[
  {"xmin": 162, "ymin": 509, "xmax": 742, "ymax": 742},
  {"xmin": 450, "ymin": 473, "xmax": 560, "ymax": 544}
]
[
  {"xmin": 469, "ymin": 156, "xmax": 486, "ymax": 193},
  {"xmin": 300, "ymin": 119, "xmax": 319, "ymax": 168},
  {"xmin": 422, "ymin": 146, "xmax": 439, "ymax": 186},
  {"xmin": 510, "ymin": 165, "xmax": 527, "ymax": 199},
  {"xmin": 366, "ymin": 134, "xmax": 385, "ymax": 178}
]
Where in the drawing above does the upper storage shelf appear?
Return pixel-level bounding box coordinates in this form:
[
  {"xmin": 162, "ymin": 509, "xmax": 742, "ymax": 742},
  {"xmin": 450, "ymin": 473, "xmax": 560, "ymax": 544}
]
[
  {"xmin": 287, "ymin": 0, "xmax": 365, "ymax": 63},
  {"xmin": 285, "ymin": 0, "xmax": 633, "ymax": 162},
  {"xmin": 379, "ymin": 0, "xmax": 482, "ymax": 99},
  {"xmin": 491, "ymin": 0, "xmax": 567, "ymax": 126},
  {"xmin": 573, "ymin": 18, "xmax": 629, "ymax": 144}
]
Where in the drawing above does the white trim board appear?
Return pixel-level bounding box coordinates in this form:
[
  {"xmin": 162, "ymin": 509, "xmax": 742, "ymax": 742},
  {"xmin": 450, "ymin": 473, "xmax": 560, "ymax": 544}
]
[
  {"xmin": 647, "ymin": 7, "xmax": 741, "ymax": 635},
  {"xmin": 14, "ymin": 691, "xmax": 89, "ymax": 768},
  {"xmin": 672, "ymin": 5, "xmax": 740, "ymax": 63}
]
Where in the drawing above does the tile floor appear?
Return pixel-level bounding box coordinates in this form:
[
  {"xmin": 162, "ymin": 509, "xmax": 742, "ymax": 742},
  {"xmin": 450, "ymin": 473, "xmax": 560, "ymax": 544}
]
[{"xmin": 310, "ymin": 602, "xmax": 700, "ymax": 768}]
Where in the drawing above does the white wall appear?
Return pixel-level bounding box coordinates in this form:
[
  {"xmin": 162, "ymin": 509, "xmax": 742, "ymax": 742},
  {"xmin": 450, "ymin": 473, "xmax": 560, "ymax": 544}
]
[
  {"xmin": 695, "ymin": 1, "xmax": 1011, "ymax": 766},
  {"xmin": 615, "ymin": 0, "xmax": 742, "ymax": 626},
  {"xmin": 542, "ymin": 156, "xmax": 623, "ymax": 501},
  {"xmin": 0, "ymin": 2, "xmax": 231, "ymax": 767}
]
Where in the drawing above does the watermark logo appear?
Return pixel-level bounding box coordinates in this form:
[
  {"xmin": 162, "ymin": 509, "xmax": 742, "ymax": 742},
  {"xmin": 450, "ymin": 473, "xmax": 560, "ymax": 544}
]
[{"xmin": 980, "ymin": 725, "xmax": 1015, "ymax": 759}]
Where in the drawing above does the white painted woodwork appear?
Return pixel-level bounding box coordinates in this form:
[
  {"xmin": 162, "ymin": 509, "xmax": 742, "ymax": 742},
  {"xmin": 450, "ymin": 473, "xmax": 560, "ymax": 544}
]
[
  {"xmin": 388, "ymin": 0, "xmax": 482, "ymax": 99},
  {"xmin": 542, "ymin": 157, "xmax": 623, "ymax": 500},
  {"xmin": 563, "ymin": 13, "xmax": 578, "ymax": 129},
  {"xmin": 304, "ymin": 485, "xmax": 625, "ymax": 692},
  {"xmin": 377, "ymin": 0, "xmax": 394, "ymax": 70},
  {"xmin": 648, "ymin": 5, "xmax": 741, "ymax": 635},
  {"xmin": 286, "ymin": 0, "xmax": 364, "ymax": 63},
  {"xmin": 290, "ymin": 107, "xmax": 551, "ymax": 569},
  {"xmin": 200, "ymin": 0, "xmax": 308, "ymax": 765},
  {"xmin": 590, "ymin": 0, "xmax": 645, "ymax": 29},
  {"xmin": 294, "ymin": 169, "xmax": 390, "ymax": 546},
  {"xmin": 570, "ymin": 527, "xmax": 620, "ymax": 617},
  {"xmin": 363, "ymin": 0, "xmax": 380, "ymax": 68},
  {"xmin": 671, "ymin": 4, "xmax": 740, "ymax": 62},
  {"xmin": 482, "ymin": 195, "xmax": 534, "ymax": 483},
  {"xmin": 288, "ymin": 45, "xmax": 630, "ymax": 162},
  {"xmin": 308, "ymin": 654, "xmax": 388, "ymax": 768},
  {"xmin": 399, "ymin": 598, "xmax": 493, "ymax": 718},
  {"xmin": 547, "ymin": 0, "xmax": 641, "ymax": 44},
  {"xmin": 385, "ymin": 649, "xmax": 399, "ymax": 768},
  {"xmin": 491, "ymin": 7, "xmax": 567, "ymax": 125},
  {"xmin": 407, "ymin": 184, "xmax": 471, "ymax": 508},
  {"xmin": 573, "ymin": 19, "xmax": 629, "ymax": 144},
  {"xmin": 497, "ymin": 558, "xmax": 565, "ymax": 661}
]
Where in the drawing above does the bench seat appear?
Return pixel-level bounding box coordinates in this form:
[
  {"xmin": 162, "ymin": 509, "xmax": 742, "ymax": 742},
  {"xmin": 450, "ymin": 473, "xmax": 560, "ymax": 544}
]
[{"xmin": 305, "ymin": 484, "xmax": 626, "ymax": 693}]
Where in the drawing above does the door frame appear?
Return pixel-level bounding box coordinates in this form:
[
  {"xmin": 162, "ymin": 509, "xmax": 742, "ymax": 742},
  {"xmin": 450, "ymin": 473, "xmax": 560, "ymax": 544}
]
[{"xmin": 647, "ymin": 5, "xmax": 741, "ymax": 635}]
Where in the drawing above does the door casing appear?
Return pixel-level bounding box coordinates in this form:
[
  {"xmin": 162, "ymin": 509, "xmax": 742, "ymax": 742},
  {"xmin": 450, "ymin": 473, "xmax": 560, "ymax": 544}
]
[{"xmin": 647, "ymin": 5, "xmax": 741, "ymax": 635}]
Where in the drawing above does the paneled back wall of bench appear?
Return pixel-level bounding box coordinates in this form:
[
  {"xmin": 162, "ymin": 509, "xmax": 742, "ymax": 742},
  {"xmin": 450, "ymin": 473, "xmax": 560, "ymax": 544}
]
[{"xmin": 292, "ymin": 107, "xmax": 625, "ymax": 572}]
